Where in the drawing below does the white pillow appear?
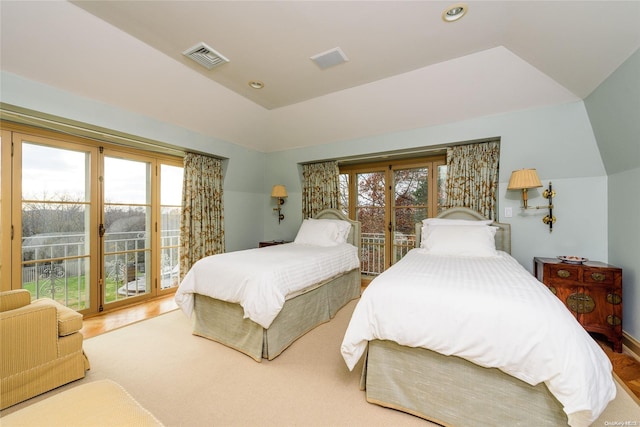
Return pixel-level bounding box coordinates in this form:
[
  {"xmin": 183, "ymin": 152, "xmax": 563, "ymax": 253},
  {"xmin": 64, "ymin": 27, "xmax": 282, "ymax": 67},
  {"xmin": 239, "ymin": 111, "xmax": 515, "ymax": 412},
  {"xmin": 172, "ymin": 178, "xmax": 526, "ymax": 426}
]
[
  {"xmin": 318, "ymin": 219, "xmax": 351, "ymax": 243},
  {"xmin": 293, "ymin": 219, "xmax": 349, "ymax": 246},
  {"xmin": 420, "ymin": 218, "xmax": 493, "ymax": 249},
  {"xmin": 423, "ymin": 225, "xmax": 498, "ymax": 257}
]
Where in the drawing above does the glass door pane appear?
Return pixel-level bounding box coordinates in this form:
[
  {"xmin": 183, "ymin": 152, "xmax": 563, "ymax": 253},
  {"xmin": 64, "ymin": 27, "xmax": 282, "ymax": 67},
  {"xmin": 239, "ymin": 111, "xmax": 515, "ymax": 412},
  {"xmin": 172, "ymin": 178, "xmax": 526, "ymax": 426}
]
[
  {"xmin": 340, "ymin": 156, "xmax": 444, "ymax": 277},
  {"xmin": 437, "ymin": 164, "xmax": 448, "ymax": 215},
  {"xmin": 393, "ymin": 167, "xmax": 428, "ymax": 264},
  {"xmin": 21, "ymin": 142, "xmax": 92, "ymax": 310},
  {"xmin": 103, "ymin": 156, "xmax": 151, "ymax": 304},
  {"xmin": 159, "ymin": 164, "xmax": 182, "ymax": 291},
  {"xmin": 339, "ymin": 173, "xmax": 349, "ymax": 217},
  {"xmin": 356, "ymin": 171, "xmax": 386, "ymax": 276}
]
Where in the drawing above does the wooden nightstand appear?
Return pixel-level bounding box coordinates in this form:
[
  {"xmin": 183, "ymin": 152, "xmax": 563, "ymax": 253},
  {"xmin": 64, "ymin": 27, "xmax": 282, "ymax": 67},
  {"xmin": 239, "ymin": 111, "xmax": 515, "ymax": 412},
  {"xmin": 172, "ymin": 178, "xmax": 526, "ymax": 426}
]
[
  {"xmin": 258, "ymin": 240, "xmax": 289, "ymax": 248},
  {"xmin": 534, "ymin": 257, "xmax": 623, "ymax": 352}
]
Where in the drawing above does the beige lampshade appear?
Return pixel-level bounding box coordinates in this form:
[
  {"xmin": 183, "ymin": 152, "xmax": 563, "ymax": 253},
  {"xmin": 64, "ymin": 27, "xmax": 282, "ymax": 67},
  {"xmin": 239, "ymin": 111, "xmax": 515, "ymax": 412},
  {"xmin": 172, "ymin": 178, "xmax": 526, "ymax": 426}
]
[
  {"xmin": 271, "ymin": 185, "xmax": 288, "ymax": 198},
  {"xmin": 507, "ymin": 169, "xmax": 542, "ymax": 190}
]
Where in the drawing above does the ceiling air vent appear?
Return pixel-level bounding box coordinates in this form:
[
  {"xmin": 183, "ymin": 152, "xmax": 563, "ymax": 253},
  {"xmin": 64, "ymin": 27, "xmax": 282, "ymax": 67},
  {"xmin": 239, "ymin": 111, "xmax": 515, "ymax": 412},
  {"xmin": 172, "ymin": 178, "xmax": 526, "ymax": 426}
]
[
  {"xmin": 182, "ymin": 42, "xmax": 229, "ymax": 70},
  {"xmin": 310, "ymin": 47, "xmax": 349, "ymax": 70}
]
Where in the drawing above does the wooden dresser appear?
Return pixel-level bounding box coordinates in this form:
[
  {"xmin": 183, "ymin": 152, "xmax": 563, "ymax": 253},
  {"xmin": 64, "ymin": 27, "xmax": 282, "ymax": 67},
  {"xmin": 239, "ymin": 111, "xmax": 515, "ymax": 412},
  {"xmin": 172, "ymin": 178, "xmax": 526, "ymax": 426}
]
[{"xmin": 534, "ymin": 257, "xmax": 623, "ymax": 352}]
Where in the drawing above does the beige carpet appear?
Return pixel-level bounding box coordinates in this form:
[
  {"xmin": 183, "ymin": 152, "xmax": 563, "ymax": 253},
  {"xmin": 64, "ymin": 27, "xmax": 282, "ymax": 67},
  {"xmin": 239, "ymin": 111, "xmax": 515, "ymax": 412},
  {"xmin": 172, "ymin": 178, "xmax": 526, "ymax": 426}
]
[{"xmin": 2, "ymin": 300, "xmax": 639, "ymax": 426}]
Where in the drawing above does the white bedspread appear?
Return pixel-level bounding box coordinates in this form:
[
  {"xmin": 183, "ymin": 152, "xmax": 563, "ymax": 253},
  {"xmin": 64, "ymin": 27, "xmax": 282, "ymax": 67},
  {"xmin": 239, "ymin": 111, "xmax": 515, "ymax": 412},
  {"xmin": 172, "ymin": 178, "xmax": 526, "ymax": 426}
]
[
  {"xmin": 340, "ymin": 249, "xmax": 616, "ymax": 427},
  {"xmin": 175, "ymin": 243, "xmax": 359, "ymax": 329}
]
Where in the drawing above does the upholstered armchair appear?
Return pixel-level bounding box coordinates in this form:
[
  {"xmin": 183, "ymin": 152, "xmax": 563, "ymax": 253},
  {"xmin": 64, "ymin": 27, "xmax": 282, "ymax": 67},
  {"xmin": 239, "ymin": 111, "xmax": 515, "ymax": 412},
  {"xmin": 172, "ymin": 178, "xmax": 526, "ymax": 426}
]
[{"xmin": 0, "ymin": 289, "xmax": 90, "ymax": 409}]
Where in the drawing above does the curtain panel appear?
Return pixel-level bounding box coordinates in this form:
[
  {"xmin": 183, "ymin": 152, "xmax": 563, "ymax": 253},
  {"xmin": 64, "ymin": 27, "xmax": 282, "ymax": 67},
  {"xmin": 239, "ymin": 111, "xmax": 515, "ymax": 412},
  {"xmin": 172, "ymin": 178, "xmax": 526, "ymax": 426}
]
[
  {"xmin": 445, "ymin": 141, "xmax": 500, "ymax": 220},
  {"xmin": 302, "ymin": 161, "xmax": 341, "ymax": 219},
  {"xmin": 179, "ymin": 153, "xmax": 224, "ymax": 279}
]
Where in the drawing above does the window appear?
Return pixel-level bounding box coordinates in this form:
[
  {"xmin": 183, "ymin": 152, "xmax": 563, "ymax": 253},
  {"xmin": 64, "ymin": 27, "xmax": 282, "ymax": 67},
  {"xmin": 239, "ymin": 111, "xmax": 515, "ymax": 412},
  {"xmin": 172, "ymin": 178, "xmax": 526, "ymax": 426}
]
[
  {"xmin": 340, "ymin": 156, "xmax": 446, "ymax": 277},
  {"xmin": 1, "ymin": 122, "xmax": 183, "ymax": 315},
  {"xmin": 159, "ymin": 164, "xmax": 182, "ymax": 290}
]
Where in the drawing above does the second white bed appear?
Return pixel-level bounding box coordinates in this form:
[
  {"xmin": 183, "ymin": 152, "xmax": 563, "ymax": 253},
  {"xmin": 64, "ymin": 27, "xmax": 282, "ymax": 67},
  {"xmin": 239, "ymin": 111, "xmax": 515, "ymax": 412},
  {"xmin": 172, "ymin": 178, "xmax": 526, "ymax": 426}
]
[{"xmin": 341, "ymin": 248, "xmax": 616, "ymax": 426}]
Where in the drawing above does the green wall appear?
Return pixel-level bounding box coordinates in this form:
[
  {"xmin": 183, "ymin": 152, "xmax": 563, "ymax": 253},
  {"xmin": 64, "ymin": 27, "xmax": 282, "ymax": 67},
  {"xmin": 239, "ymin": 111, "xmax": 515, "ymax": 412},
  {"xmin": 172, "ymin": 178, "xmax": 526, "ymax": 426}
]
[{"xmin": 585, "ymin": 48, "xmax": 640, "ymax": 343}]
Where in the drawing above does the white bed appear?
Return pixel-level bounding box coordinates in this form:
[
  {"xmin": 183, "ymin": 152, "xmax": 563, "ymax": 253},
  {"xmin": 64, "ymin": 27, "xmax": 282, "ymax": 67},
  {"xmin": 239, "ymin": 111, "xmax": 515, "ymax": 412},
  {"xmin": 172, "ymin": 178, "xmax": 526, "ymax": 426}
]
[
  {"xmin": 341, "ymin": 207, "xmax": 616, "ymax": 427},
  {"xmin": 176, "ymin": 209, "xmax": 361, "ymax": 361}
]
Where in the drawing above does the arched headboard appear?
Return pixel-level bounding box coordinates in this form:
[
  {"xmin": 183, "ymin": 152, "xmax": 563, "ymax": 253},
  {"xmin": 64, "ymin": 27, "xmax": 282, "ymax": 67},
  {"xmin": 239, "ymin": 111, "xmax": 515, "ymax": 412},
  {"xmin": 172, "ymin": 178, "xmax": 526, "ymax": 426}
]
[
  {"xmin": 314, "ymin": 209, "xmax": 361, "ymax": 252},
  {"xmin": 415, "ymin": 207, "xmax": 511, "ymax": 254}
]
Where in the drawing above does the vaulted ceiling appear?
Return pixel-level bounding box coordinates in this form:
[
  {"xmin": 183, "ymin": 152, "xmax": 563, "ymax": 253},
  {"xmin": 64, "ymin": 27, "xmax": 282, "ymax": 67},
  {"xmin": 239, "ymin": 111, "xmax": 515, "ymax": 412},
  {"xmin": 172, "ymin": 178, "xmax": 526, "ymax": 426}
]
[{"xmin": 1, "ymin": 1, "xmax": 639, "ymax": 152}]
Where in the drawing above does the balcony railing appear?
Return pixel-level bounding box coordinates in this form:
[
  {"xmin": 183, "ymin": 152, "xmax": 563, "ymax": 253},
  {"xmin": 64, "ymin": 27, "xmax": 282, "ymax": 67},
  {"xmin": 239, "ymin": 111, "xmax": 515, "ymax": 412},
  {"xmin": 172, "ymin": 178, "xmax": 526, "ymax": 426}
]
[
  {"xmin": 21, "ymin": 230, "xmax": 413, "ymax": 307},
  {"xmin": 360, "ymin": 232, "xmax": 416, "ymax": 276},
  {"xmin": 21, "ymin": 230, "xmax": 180, "ymax": 309}
]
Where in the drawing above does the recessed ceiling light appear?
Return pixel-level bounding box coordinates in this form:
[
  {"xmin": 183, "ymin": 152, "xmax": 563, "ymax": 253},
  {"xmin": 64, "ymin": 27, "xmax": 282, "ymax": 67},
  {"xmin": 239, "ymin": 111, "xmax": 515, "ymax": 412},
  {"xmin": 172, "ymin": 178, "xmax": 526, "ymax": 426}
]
[
  {"xmin": 248, "ymin": 81, "xmax": 264, "ymax": 89},
  {"xmin": 442, "ymin": 3, "xmax": 467, "ymax": 22}
]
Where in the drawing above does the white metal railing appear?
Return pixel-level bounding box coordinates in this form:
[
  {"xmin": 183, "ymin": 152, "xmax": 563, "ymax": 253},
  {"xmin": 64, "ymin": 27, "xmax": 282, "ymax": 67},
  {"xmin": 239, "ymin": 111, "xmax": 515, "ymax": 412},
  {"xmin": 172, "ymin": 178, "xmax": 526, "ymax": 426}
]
[
  {"xmin": 360, "ymin": 232, "xmax": 416, "ymax": 276},
  {"xmin": 360, "ymin": 233, "xmax": 385, "ymax": 275},
  {"xmin": 21, "ymin": 229, "xmax": 179, "ymax": 307},
  {"xmin": 394, "ymin": 233, "xmax": 416, "ymax": 260},
  {"xmin": 22, "ymin": 229, "xmax": 411, "ymax": 302}
]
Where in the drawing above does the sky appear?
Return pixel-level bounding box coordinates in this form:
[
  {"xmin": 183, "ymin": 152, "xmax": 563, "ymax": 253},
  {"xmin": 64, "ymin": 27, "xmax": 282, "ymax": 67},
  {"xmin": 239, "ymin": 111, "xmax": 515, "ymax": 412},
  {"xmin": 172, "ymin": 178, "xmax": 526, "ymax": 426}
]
[{"xmin": 22, "ymin": 142, "xmax": 183, "ymax": 206}]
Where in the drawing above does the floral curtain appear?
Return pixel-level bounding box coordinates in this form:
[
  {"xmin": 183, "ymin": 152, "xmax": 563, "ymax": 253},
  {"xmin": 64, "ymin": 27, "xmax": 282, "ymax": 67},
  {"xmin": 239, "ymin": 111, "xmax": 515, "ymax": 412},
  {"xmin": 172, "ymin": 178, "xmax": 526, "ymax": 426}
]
[
  {"xmin": 179, "ymin": 153, "xmax": 224, "ymax": 279},
  {"xmin": 445, "ymin": 141, "xmax": 500, "ymax": 220},
  {"xmin": 302, "ymin": 161, "xmax": 340, "ymax": 219}
]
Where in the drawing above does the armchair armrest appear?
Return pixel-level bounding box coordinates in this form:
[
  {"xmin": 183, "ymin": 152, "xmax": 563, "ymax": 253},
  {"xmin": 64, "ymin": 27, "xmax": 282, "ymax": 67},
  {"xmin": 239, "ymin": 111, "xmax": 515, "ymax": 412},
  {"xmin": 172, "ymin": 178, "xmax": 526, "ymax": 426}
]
[
  {"xmin": 30, "ymin": 299, "xmax": 83, "ymax": 336},
  {"xmin": 0, "ymin": 289, "xmax": 31, "ymax": 312},
  {"xmin": 0, "ymin": 292, "xmax": 83, "ymax": 336}
]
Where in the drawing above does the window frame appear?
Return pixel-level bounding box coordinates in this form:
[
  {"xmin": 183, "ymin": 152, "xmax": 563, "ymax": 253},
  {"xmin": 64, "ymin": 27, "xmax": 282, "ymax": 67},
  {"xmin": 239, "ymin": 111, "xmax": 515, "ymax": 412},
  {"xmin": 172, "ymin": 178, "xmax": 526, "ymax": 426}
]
[
  {"xmin": 340, "ymin": 155, "xmax": 446, "ymax": 274},
  {"xmin": 1, "ymin": 121, "xmax": 183, "ymax": 315}
]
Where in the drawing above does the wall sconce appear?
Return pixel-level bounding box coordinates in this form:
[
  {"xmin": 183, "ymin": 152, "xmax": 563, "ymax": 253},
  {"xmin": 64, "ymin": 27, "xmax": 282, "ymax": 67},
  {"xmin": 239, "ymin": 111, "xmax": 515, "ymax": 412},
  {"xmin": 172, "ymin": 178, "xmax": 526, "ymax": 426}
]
[
  {"xmin": 507, "ymin": 169, "xmax": 556, "ymax": 232},
  {"xmin": 271, "ymin": 185, "xmax": 287, "ymax": 224}
]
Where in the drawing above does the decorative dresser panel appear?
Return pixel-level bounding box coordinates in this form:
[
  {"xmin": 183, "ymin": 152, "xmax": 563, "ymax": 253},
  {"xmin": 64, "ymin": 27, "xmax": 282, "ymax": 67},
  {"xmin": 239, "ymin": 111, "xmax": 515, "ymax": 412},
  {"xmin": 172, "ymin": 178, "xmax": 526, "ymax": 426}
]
[{"xmin": 534, "ymin": 257, "xmax": 622, "ymax": 352}]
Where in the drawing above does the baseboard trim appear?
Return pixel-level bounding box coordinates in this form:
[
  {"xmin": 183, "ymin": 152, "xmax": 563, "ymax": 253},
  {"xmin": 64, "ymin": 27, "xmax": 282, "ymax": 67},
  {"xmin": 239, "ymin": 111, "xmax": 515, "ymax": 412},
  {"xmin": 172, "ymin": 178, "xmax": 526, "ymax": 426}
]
[
  {"xmin": 623, "ymin": 332, "xmax": 640, "ymax": 362},
  {"xmin": 613, "ymin": 370, "xmax": 640, "ymax": 406}
]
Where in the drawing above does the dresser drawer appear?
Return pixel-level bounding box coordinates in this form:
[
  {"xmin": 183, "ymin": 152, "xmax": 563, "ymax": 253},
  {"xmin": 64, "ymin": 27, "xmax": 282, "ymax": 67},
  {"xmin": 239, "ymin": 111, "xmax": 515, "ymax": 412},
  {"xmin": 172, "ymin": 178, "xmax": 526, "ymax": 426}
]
[
  {"xmin": 583, "ymin": 268, "xmax": 615, "ymax": 285},
  {"xmin": 546, "ymin": 264, "xmax": 581, "ymax": 284}
]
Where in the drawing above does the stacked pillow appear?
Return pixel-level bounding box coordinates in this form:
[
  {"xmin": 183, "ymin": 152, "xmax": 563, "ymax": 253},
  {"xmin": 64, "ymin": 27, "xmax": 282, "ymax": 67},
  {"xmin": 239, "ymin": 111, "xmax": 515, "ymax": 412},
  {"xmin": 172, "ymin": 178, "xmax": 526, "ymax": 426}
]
[
  {"xmin": 294, "ymin": 218, "xmax": 351, "ymax": 247},
  {"xmin": 420, "ymin": 218, "xmax": 498, "ymax": 257}
]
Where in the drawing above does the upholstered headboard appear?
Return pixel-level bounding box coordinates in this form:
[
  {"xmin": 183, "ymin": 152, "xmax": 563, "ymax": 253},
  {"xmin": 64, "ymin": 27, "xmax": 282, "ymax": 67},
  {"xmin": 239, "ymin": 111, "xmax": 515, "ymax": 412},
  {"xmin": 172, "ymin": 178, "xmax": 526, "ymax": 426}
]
[
  {"xmin": 314, "ymin": 209, "xmax": 362, "ymax": 252},
  {"xmin": 415, "ymin": 207, "xmax": 511, "ymax": 254}
]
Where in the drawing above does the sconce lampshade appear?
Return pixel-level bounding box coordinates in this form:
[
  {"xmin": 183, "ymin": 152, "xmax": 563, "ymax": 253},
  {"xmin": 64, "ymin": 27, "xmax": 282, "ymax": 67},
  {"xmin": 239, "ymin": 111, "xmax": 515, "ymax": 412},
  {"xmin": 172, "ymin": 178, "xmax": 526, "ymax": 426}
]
[
  {"xmin": 508, "ymin": 169, "xmax": 543, "ymax": 210},
  {"xmin": 271, "ymin": 185, "xmax": 288, "ymax": 198},
  {"xmin": 507, "ymin": 169, "xmax": 542, "ymax": 190}
]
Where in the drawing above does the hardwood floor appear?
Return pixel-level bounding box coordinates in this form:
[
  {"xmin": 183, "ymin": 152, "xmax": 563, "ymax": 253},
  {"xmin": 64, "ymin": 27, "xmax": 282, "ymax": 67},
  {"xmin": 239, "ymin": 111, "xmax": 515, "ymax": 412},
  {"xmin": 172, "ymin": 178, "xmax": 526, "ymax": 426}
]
[
  {"xmin": 598, "ymin": 338, "xmax": 640, "ymax": 403},
  {"xmin": 80, "ymin": 294, "xmax": 178, "ymax": 338},
  {"xmin": 81, "ymin": 294, "xmax": 640, "ymax": 403}
]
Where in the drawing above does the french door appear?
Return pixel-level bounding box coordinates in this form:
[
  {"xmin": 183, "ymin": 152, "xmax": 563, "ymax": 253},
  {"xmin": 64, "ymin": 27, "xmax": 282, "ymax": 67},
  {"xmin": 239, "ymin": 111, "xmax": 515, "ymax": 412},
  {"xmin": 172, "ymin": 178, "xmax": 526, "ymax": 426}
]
[
  {"xmin": 340, "ymin": 157, "xmax": 446, "ymax": 277},
  {"xmin": 101, "ymin": 152, "xmax": 153, "ymax": 310},
  {"xmin": 15, "ymin": 135, "xmax": 98, "ymax": 311},
  {"xmin": 2, "ymin": 124, "xmax": 183, "ymax": 315}
]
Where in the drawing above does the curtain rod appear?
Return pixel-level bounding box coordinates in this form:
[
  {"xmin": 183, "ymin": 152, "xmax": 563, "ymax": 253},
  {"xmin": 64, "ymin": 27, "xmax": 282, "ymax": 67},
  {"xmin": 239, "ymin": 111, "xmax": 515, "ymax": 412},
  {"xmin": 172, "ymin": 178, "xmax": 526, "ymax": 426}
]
[
  {"xmin": 336, "ymin": 147, "xmax": 447, "ymax": 164},
  {"xmin": 0, "ymin": 104, "xmax": 193, "ymax": 158},
  {"xmin": 301, "ymin": 138, "xmax": 499, "ymax": 166}
]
